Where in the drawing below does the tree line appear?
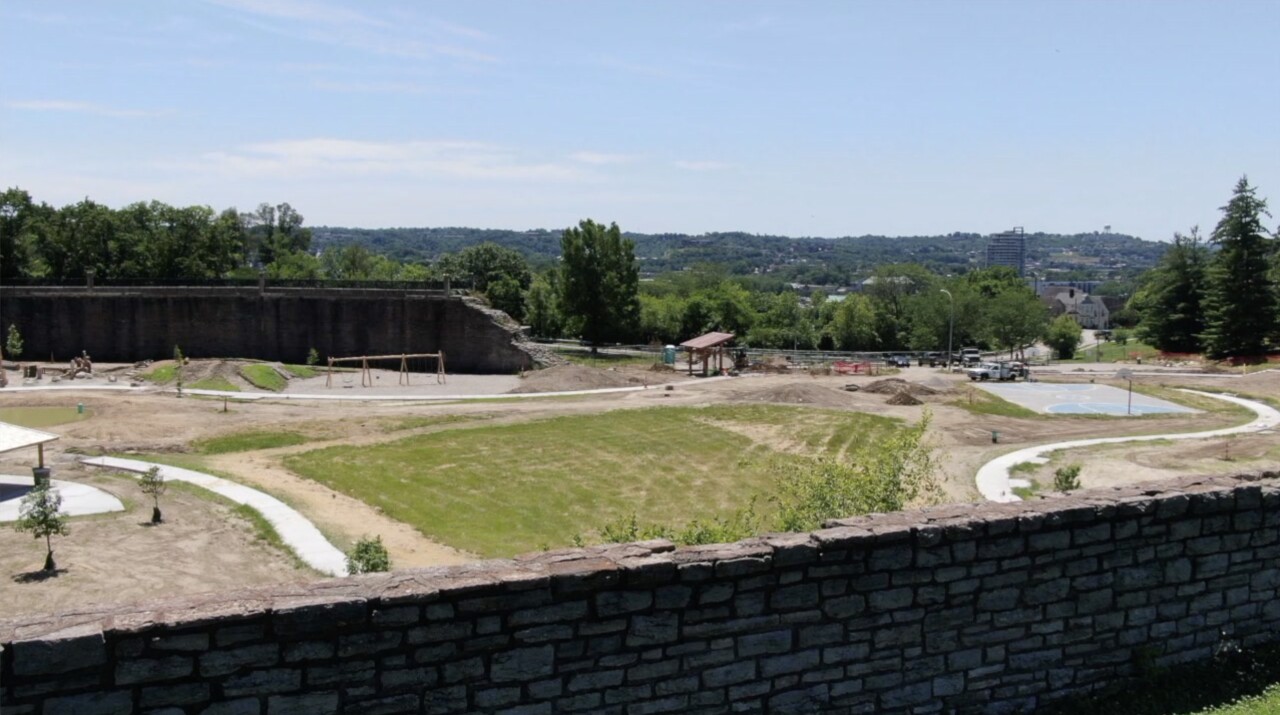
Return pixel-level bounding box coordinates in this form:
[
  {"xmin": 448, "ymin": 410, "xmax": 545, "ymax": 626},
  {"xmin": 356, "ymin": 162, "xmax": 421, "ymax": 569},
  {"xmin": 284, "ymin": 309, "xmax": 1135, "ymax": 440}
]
[{"xmin": 1133, "ymin": 178, "xmax": 1280, "ymax": 360}]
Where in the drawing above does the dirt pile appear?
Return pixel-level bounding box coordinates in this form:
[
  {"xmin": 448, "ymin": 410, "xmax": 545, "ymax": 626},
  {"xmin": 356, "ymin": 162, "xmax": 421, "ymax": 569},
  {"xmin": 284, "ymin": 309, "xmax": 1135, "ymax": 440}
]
[
  {"xmin": 862, "ymin": 378, "xmax": 940, "ymax": 396},
  {"xmin": 886, "ymin": 391, "xmax": 924, "ymax": 406},
  {"xmin": 729, "ymin": 382, "xmax": 855, "ymax": 409},
  {"xmin": 509, "ymin": 364, "xmax": 642, "ymax": 393}
]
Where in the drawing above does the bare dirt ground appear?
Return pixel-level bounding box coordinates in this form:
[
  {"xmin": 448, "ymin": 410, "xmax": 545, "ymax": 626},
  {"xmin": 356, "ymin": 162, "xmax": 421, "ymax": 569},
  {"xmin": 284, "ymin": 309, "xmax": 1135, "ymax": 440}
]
[
  {"xmin": 3, "ymin": 361, "xmax": 1277, "ymax": 616},
  {"xmin": 0, "ymin": 467, "xmax": 307, "ymax": 618}
]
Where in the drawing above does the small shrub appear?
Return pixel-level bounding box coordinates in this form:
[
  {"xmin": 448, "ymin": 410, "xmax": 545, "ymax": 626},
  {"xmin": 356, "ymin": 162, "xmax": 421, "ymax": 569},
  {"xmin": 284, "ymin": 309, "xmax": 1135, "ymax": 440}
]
[
  {"xmin": 1054, "ymin": 464, "xmax": 1082, "ymax": 492},
  {"xmin": 346, "ymin": 535, "xmax": 390, "ymax": 574},
  {"xmin": 306, "ymin": 348, "xmax": 320, "ymax": 366},
  {"xmin": 173, "ymin": 345, "xmax": 185, "ymax": 392}
]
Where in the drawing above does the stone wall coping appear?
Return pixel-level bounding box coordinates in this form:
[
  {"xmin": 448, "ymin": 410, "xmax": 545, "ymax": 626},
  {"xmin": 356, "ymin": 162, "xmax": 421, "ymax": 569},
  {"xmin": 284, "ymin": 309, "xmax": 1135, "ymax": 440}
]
[{"xmin": 3, "ymin": 471, "xmax": 1276, "ymax": 647}]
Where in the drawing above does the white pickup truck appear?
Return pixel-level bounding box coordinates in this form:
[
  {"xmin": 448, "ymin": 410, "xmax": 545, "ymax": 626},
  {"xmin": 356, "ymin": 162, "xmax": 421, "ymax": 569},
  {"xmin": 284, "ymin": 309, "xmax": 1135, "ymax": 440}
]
[{"xmin": 966, "ymin": 362, "xmax": 1027, "ymax": 381}]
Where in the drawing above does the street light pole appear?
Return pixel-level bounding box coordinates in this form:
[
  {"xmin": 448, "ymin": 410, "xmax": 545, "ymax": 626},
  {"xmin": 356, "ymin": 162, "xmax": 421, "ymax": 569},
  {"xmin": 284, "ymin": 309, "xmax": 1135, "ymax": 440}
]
[{"xmin": 940, "ymin": 289, "xmax": 954, "ymax": 370}]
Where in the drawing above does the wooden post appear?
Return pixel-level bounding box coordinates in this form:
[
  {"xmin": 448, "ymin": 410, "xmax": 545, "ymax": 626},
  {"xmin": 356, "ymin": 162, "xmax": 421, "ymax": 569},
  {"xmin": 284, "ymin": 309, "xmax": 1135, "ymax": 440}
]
[
  {"xmin": 326, "ymin": 357, "xmax": 334, "ymax": 388},
  {"xmin": 399, "ymin": 355, "xmax": 410, "ymax": 386},
  {"xmin": 38, "ymin": 443, "xmax": 44, "ymax": 469}
]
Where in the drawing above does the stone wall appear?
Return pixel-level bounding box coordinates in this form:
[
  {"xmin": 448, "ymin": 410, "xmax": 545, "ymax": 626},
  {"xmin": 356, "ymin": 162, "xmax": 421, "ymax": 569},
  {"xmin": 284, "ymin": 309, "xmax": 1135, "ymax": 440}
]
[
  {"xmin": 0, "ymin": 287, "xmax": 545, "ymax": 373},
  {"xmin": 4, "ymin": 472, "xmax": 1280, "ymax": 714}
]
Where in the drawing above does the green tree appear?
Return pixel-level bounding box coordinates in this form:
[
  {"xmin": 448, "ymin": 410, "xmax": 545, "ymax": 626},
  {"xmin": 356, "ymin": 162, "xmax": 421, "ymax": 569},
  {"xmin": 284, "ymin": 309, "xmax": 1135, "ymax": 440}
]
[
  {"xmin": 15, "ymin": 484, "xmax": 70, "ymax": 571},
  {"xmin": 139, "ymin": 466, "xmax": 167, "ymax": 524},
  {"xmin": 984, "ymin": 286, "xmax": 1048, "ymax": 357},
  {"xmin": 638, "ymin": 293, "xmax": 684, "ymax": 344},
  {"xmin": 1133, "ymin": 229, "xmax": 1209, "ymax": 353},
  {"xmin": 346, "ymin": 535, "xmax": 390, "ymax": 574},
  {"xmin": 525, "ymin": 273, "xmax": 564, "ymax": 338},
  {"xmin": 558, "ymin": 219, "xmax": 640, "ymax": 350},
  {"xmin": 1201, "ymin": 178, "xmax": 1276, "ymax": 359},
  {"xmin": 6, "ymin": 323, "xmax": 23, "ymax": 360},
  {"xmin": 828, "ymin": 294, "xmax": 879, "ymax": 350},
  {"xmin": 1045, "ymin": 314, "xmax": 1082, "ymax": 359}
]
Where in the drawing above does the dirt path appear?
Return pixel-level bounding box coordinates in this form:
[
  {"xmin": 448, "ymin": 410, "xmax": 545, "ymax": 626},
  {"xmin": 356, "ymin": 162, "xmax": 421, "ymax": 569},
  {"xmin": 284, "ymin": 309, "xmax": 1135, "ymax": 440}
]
[{"xmin": 203, "ymin": 452, "xmax": 473, "ymax": 568}]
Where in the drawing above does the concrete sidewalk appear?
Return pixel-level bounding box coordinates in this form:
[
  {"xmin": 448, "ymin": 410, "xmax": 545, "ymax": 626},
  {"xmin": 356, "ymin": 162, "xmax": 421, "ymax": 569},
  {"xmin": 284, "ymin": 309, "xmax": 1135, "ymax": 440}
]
[
  {"xmin": 82, "ymin": 456, "xmax": 348, "ymax": 576},
  {"xmin": 0, "ymin": 475, "xmax": 124, "ymax": 521},
  {"xmin": 975, "ymin": 389, "xmax": 1280, "ymax": 502}
]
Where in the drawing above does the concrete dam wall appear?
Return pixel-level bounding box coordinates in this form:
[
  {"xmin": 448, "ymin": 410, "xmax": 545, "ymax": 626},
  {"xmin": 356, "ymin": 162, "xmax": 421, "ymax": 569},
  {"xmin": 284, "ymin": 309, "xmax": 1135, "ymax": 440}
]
[
  {"xmin": 5, "ymin": 472, "xmax": 1280, "ymax": 714},
  {"xmin": 0, "ymin": 286, "xmax": 544, "ymax": 373}
]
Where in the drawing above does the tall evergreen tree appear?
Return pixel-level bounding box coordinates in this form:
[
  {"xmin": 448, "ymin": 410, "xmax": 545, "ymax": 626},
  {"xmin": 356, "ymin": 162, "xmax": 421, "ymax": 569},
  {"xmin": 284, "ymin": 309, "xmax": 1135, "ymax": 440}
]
[
  {"xmin": 558, "ymin": 219, "xmax": 640, "ymax": 350},
  {"xmin": 1134, "ymin": 228, "xmax": 1209, "ymax": 353},
  {"xmin": 1201, "ymin": 178, "xmax": 1276, "ymax": 359}
]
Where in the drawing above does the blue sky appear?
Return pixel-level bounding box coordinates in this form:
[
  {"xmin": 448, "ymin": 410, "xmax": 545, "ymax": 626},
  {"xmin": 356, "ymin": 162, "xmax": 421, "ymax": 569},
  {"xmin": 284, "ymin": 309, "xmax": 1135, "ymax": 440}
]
[{"xmin": 2, "ymin": 1, "xmax": 1277, "ymax": 240}]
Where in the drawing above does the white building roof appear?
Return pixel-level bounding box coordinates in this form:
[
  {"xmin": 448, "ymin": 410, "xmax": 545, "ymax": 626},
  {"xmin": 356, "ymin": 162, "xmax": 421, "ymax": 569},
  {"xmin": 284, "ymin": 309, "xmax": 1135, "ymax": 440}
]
[{"xmin": 0, "ymin": 421, "xmax": 59, "ymax": 455}]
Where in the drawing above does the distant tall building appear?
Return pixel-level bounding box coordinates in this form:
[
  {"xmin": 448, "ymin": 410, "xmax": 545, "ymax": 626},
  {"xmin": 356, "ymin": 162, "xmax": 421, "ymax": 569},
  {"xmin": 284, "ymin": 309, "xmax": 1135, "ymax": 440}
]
[{"xmin": 986, "ymin": 227, "xmax": 1026, "ymax": 276}]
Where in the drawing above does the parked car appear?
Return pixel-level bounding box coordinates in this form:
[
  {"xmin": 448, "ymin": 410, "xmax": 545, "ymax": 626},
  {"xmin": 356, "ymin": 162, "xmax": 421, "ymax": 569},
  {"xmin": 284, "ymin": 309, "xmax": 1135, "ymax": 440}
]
[
  {"xmin": 961, "ymin": 347, "xmax": 983, "ymax": 366},
  {"xmin": 918, "ymin": 352, "xmax": 942, "ymax": 367},
  {"xmin": 886, "ymin": 354, "xmax": 911, "ymax": 368}
]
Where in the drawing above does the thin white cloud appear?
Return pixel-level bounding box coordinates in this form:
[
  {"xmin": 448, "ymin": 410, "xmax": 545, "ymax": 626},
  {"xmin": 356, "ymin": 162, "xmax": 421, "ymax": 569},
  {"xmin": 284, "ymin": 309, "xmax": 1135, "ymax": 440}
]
[
  {"xmin": 5, "ymin": 99, "xmax": 165, "ymax": 118},
  {"xmin": 674, "ymin": 160, "xmax": 731, "ymax": 172},
  {"xmin": 203, "ymin": 0, "xmax": 385, "ymax": 28},
  {"xmin": 311, "ymin": 79, "xmax": 430, "ymax": 95},
  {"xmin": 189, "ymin": 138, "xmax": 582, "ymax": 181},
  {"xmin": 570, "ymin": 151, "xmax": 637, "ymax": 166},
  {"xmin": 204, "ymin": 0, "xmax": 498, "ymax": 63}
]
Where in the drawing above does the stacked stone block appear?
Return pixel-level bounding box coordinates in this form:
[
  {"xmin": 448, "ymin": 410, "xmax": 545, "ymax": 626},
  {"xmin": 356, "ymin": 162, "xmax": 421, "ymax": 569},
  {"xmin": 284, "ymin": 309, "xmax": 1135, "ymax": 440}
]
[{"xmin": 4, "ymin": 472, "xmax": 1280, "ymax": 714}]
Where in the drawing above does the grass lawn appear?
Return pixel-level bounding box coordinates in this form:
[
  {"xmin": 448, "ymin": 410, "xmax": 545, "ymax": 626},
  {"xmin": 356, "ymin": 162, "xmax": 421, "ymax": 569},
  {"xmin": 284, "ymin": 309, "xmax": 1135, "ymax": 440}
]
[
  {"xmin": 143, "ymin": 363, "xmax": 177, "ymax": 383},
  {"xmin": 239, "ymin": 364, "xmax": 287, "ymax": 391},
  {"xmin": 188, "ymin": 376, "xmax": 240, "ymax": 392},
  {"xmin": 284, "ymin": 404, "xmax": 898, "ymax": 557},
  {"xmin": 0, "ymin": 406, "xmax": 91, "ymax": 428},
  {"xmin": 556, "ymin": 349, "xmax": 662, "ymax": 369},
  {"xmin": 193, "ymin": 430, "xmax": 309, "ymax": 454},
  {"xmin": 1069, "ymin": 340, "xmax": 1161, "ymax": 363},
  {"xmin": 282, "ymin": 364, "xmax": 318, "ymax": 379},
  {"xmin": 950, "ymin": 386, "xmax": 1040, "ymax": 418}
]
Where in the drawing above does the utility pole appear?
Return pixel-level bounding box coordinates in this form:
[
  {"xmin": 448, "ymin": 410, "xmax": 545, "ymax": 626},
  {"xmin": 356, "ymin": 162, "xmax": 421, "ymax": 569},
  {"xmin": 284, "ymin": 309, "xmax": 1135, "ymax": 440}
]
[{"xmin": 940, "ymin": 289, "xmax": 954, "ymax": 371}]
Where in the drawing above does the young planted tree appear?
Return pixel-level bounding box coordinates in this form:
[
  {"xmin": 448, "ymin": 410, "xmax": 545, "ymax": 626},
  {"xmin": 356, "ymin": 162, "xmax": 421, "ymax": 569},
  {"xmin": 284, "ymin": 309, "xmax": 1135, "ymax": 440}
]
[
  {"xmin": 558, "ymin": 219, "xmax": 640, "ymax": 351},
  {"xmin": 15, "ymin": 484, "xmax": 70, "ymax": 572},
  {"xmin": 5, "ymin": 323, "xmax": 23, "ymax": 361},
  {"xmin": 139, "ymin": 466, "xmax": 167, "ymax": 524},
  {"xmin": 1201, "ymin": 178, "xmax": 1276, "ymax": 359},
  {"xmin": 173, "ymin": 344, "xmax": 185, "ymax": 393}
]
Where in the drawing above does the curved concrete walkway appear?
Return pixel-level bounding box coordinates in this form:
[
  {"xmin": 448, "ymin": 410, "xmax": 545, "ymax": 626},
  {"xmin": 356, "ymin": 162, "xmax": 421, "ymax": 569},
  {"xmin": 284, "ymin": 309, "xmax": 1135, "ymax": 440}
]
[
  {"xmin": 975, "ymin": 389, "xmax": 1280, "ymax": 502},
  {"xmin": 82, "ymin": 456, "xmax": 348, "ymax": 577},
  {"xmin": 0, "ymin": 475, "xmax": 124, "ymax": 522}
]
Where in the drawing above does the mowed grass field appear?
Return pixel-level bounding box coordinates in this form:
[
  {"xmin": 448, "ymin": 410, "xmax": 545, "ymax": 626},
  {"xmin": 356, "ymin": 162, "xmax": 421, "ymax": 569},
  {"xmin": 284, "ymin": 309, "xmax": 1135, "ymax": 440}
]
[{"xmin": 284, "ymin": 405, "xmax": 898, "ymax": 557}]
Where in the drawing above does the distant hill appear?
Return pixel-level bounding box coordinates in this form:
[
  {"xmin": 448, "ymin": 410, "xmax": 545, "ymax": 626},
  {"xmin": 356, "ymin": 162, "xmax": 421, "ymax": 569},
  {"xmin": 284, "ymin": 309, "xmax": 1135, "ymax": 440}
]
[{"xmin": 311, "ymin": 226, "xmax": 1167, "ymax": 282}]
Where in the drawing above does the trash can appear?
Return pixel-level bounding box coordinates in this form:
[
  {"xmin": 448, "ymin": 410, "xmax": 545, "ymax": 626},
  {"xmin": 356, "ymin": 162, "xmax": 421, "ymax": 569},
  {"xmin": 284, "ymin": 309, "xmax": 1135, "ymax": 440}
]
[
  {"xmin": 33, "ymin": 467, "xmax": 51, "ymax": 487},
  {"xmin": 77, "ymin": 402, "xmax": 84, "ymax": 414},
  {"xmin": 991, "ymin": 431, "xmax": 1000, "ymax": 444},
  {"xmin": 663, "ymin": 345, "xmax": 677, "ymax": 365}
]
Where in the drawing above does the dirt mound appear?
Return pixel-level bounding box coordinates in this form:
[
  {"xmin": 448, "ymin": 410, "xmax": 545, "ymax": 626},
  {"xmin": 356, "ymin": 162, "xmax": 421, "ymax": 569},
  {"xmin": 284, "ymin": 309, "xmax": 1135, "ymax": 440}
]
[
  {"xmin": 729, "ymin": 382, "xmax": 855, "ymax": 409},
  {"xmin": 509, "ymin": 364, "xmax": 641, "ymax": 393},
  {"xmin": 862, "ymin": 378, "xmax": 939, "ymax": 396},
  {"xmin": 886, "ymin": 391, "xmax": 924, "ymax": 406}
]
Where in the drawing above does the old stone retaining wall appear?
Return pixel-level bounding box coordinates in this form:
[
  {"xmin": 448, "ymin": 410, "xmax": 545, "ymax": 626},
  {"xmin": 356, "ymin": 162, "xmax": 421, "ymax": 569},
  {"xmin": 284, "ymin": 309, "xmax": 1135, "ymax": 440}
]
[
  {"xmin": 4, "ymin": 472, "xmax": 1280, "ymax": 714},
  {"xmin": 0, "ymin": 287, "xmax": 543, "ymax": 373}
]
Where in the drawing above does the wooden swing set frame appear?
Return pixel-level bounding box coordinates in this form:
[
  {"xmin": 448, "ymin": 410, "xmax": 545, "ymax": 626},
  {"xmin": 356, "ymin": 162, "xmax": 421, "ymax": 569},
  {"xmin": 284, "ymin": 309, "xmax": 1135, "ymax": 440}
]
[{"xmin": 325, "ymin": 352, "xmax": 446, "ymax": 388}]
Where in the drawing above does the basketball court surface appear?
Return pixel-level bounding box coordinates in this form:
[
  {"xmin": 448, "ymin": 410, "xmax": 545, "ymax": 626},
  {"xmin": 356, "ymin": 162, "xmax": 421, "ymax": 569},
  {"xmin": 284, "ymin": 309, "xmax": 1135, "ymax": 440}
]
[{"xmin": 975, "ymin": 382, "xmax": 1198, "ymax": 416}]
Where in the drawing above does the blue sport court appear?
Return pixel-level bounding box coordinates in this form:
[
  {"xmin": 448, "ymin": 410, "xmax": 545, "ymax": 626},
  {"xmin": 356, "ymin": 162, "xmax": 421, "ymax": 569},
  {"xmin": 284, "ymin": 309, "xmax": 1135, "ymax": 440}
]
[{"xmin": 974, "ymin": 382, "xmax": 1197, "ymax": 416}]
